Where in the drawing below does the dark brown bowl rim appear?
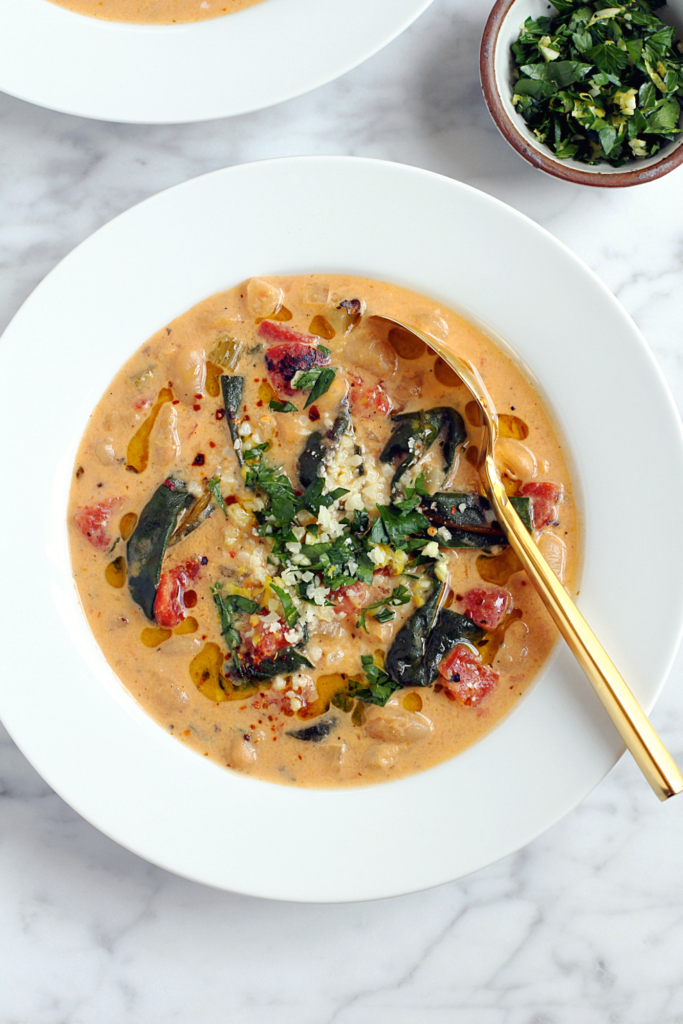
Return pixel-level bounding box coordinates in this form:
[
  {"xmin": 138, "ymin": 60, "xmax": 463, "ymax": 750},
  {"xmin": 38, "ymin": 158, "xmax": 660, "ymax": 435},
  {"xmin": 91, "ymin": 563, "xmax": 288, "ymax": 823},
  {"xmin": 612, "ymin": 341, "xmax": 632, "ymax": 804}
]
[{"xmin": 480, "ymin": 0, "xmax": 683, "ymax": 187}]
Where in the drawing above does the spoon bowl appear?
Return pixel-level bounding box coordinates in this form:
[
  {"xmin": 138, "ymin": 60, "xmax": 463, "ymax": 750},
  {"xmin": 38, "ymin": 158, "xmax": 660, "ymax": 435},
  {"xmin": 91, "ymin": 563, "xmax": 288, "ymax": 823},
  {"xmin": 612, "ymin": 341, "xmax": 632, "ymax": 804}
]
[{"xmin": 373, "ymin": 314, "xmax": 683, "ymax": 801}]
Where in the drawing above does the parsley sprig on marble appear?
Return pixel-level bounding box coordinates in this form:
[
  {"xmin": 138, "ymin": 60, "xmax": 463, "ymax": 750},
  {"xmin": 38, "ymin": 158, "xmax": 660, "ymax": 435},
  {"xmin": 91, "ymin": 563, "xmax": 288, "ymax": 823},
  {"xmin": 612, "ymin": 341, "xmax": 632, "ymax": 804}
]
[{"xmin": 511, "ymin": 0, "xmax": 683, "ymax": 166}]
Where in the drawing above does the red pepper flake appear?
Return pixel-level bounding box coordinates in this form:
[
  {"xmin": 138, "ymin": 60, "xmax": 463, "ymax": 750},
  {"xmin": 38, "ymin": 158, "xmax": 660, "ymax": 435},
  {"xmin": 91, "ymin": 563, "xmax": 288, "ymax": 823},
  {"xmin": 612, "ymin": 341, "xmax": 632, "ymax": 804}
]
[
  {"xmin": 308, "ymin": 405, "xmax": 321, "ymax": 422},
  {"xmin": 192, "ymin": 453, "xmax": 205, "ymax": 466},
  {"xmin": 256, "ymin": 400, "xmax": 263, "ymax": 407},
  {"xmin": 194, "ymin": 394, "xmax": 203, "ymax": 400},
  {"xmin": 215, "ymin": 409, "xmax": 225, "ymax": 420},
  {"xmin": 225, "ymin": 495, "xmax": 238, "ymax": 506},
  {"xmin": 193, "ymin": 404, "xmax": 201, "ymax": 412},
  {"xmin": 163, "ymin": 478, "xmax": 177, "ymax": 490},
  {"xmin": 209, "ymin": 441, "xmax": 216, "ymax": 448}
]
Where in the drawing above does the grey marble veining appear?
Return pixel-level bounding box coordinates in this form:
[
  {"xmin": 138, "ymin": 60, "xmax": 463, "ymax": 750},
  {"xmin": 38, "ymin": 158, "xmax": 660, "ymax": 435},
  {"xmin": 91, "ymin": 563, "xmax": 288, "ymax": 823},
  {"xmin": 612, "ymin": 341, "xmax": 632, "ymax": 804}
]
[{"xmin": 3, "ymin": 0, "xmax": 683, "ymax": 1021}]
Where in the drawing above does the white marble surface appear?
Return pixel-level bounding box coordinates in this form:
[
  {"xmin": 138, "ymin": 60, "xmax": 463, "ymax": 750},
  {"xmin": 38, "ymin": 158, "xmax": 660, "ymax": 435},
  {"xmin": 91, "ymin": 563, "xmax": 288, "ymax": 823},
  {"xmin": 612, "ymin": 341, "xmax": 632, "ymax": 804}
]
[{"xmin": 2, "ymin": 0, "xmax": 683, "ymax": 1020}]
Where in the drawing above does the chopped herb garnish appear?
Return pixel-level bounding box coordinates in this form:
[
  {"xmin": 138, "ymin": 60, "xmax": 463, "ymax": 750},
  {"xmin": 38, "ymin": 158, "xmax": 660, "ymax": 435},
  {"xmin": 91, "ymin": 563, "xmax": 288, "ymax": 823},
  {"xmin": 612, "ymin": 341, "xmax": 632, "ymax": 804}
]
[
  {"xmin": 351, "ymin": 655, "xmax": 402, "ymax": 706},
  {"xmin": 511, "ymin": 0, "xmax": 683, "ymax": 166},
  {"xmin": 270, "ymin": 583, "xmax": 300, "ymax": 628},
  {"xmin": 376, "ymin": 501, "xmax": 430, "ymax": 549},
  {"xmin": 207, "ymin": 476, "xmax": 228, "ymax": 516},
  {"xmin": 211, "ymin": 585, "xmax": 262, "ymax": 672},
  {"xmin": 357, "ymin": 584, "xmax": 412, "ymax": 633},
  {"xmin": 269, "ymin": 399, "xmax": 297, "ymax": 413},
  {"xmin": 293, "ymin": 366, "xmax": 337, "ymax": 407}
]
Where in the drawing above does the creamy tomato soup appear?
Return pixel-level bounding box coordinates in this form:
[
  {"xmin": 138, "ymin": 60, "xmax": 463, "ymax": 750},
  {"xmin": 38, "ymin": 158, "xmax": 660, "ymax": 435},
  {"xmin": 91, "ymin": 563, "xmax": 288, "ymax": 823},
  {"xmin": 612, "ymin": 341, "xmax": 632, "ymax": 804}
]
[
  {"xmin": 47, "ymin": 0, "xmax": 263, "ymax": 25},
  {"xmin": 69, "ymin": 275, "xmax": 579, "ymax": 788}
]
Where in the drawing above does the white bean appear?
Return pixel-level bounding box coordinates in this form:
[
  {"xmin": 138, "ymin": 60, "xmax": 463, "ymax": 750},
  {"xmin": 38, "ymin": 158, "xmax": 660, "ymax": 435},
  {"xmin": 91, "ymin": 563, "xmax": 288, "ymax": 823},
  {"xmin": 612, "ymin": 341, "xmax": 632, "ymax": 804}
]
[
  {"xmin": 344, "ymin": 331, "xmax": 398, "ymax": 377},
  {"xmin": 95, "ymin": 439, "xmax": 116, "ymax": 465},
  {"xmin": 152, "ymin": 403, "xmax": 181, "ymax": 466},
  {"xmin": 538, "ymin": 531, "xmax": 567, "ymax": 582},
  {"xmin": 364, "ymin": 705, "xmax": 434, "ymax": 743},
  {"xmin": 415, "ymin": 310, "xmax": 449, "ymax": 341},
  {"xmin": 494, "ymin": 438, "xmax": 537, "ymax": 481},
  {"xmin": 246, "ymin": 277, "xmax": 284, "ymax": 318},
  {"xmin": 168, "ymin": 347, "xmax": 206, "ymax": 405},
  {"xmin": 363, "ymin": 743, "xmax": 401, "ymax": 770},
  {"xmin": 228, "ymin": 735, "xmax": 257, "ymax": 771}
]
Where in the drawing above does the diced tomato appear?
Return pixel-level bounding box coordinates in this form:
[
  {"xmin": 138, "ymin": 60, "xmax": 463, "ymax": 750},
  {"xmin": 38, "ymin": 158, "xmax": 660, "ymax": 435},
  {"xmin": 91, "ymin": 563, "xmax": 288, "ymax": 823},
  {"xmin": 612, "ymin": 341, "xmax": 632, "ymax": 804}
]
[
  {"xmin": 247, "ymin": 615, "xmax": 289, "ymax": 661},
  {"xmin": 153, "ymin": 558, "xmax": 201, "ymax": 628},
  {"xmin": 462, "ymin": 587, "xmax": 511, "ymax": 631},
  {"xmin": 350, "ymin": 380, "xmax": 393, "ymax": 417},
  {"xmin": 329, "ymin": 581, "xmax": 369, "ymax": 616},
  {"xmin": 438, "ymin": 645, "xmax": 499, "ymax": 706},
  {"xmin": 73, "ymin": 498, "xmax": 120, "ymax": 551},
  {"xmin": 257, "ymin": 321, "xmax": 312, "ymax": 345},
  {"xmin": 520, "ymin": 482, "xmax": 562, "ymax": 528},
  {"xmin": 264, "ymin": 341, "xmax": 331, "ymax": 396}
]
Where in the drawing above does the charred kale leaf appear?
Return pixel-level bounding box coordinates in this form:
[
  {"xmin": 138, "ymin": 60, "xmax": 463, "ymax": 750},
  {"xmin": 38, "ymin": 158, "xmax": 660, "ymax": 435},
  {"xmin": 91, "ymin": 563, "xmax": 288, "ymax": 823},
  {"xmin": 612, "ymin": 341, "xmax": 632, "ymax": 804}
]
[
  {"xmin": 220, "ymin": 374, "xmax": 245, "ymax": 464},
  {"xmin": 420, "ymin": 492, "xmax": 533, "ymax": 547},
  {"xmin": 297, "ymin": 402, "xmax": 350, "ymax": 487},
  {"xmin": 240, "ymin": 647, "xmax": 313, "ymax": 681},
  {"xmin": 127, "ymin": 478, "xmax": 195, "ymax": 620},
  {"xmin": 287, "ymin": 719, "xmax": 336, "ymax": 742},
  {"xmin": 385, "ymin": 580, "xmax": 485, "ymax": 687},
  {"xmin": 380, "ymin": 407, "xmax": 466, "ymax": 491}
]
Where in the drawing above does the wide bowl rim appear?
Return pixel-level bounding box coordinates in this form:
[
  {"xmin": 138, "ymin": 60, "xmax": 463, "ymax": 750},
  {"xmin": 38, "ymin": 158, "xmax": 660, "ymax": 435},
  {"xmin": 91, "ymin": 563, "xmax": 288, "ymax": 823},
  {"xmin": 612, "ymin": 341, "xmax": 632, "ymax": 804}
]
[
  {"xmin": 2, "ymin": 155, "xmax": 683, "ymax": 902},
  {"xmin": 0, "ymin": 0, "xmax": 435, "ymax": 125},
  {"xmin": 480, "ymin": 0, "xmax": 683, "ymax": 187}
]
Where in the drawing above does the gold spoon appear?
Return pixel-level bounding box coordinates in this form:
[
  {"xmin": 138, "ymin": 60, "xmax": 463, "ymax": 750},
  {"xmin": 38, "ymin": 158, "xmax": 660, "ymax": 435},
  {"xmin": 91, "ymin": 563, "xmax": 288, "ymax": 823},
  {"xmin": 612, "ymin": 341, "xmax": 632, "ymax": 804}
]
[{"xmin": 374, "ymin": 315, "xmax": 683, "ymax": 801}]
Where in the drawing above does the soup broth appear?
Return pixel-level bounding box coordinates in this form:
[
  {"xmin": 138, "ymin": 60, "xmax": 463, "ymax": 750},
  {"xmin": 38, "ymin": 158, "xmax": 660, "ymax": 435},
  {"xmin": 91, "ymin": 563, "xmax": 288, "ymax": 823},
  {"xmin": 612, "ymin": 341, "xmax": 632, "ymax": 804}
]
[
  {"xmin": 47, "ymin": 0, "xmax": 264, "ymax": 25},
  {"xmin": 68, "ymin": 274, "xmax": 579, "ymax": 788}
]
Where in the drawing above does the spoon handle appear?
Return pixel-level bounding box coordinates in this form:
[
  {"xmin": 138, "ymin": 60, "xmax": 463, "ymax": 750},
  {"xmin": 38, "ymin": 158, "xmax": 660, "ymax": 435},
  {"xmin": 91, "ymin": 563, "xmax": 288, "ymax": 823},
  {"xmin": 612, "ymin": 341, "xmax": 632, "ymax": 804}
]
[{"xmin": 485, "ymin": 461, "xmax": 683, "ymax": 800}]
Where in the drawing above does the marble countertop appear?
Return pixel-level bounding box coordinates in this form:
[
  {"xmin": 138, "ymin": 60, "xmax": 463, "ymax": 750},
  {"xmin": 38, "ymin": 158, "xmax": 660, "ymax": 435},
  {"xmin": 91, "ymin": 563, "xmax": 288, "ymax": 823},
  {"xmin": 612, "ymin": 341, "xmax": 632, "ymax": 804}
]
[{"xmin": 3, "ymin": 0, "xmax": 683, "ymax": 1020}]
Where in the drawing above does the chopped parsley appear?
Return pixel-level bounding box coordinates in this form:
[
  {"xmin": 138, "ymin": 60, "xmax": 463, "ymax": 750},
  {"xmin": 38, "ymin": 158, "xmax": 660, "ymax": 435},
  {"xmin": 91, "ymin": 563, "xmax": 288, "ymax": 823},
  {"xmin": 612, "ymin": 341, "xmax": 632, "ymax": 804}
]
[
  {"xmin": 207, "ymin": 476, "xmax": 228, "ymax": 516},
  {"xmin": 351, "ymin": 655, "xmax": 402, "ymax": 706},
  {"xmin": 211, "ymin": 585, "xmax": 261, "ymax": 672},
  {"xmin": 293, "ymin": 366, "xmax": 337, "ymax": 407},
  {"xmin": 270, "ymin": 583, "xmax": 300, "ymax": 628},
  {"xmin": 357, "ymin": 584, "xmax": 412, "ymax": 633},
  {"xmin": 511, "ymin": 0, "xmax": 683, "ymax": 166},
  {"xmin": 269, "ymin": 399, "xmax": 297, "ymax": 413}
]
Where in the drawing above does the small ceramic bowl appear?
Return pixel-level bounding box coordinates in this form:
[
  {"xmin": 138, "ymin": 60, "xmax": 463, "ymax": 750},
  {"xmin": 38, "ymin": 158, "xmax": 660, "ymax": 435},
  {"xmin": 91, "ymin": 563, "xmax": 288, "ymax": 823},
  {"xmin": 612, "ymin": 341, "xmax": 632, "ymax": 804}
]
[{"xmin": 480, "ymin": 0, "xmax": 683, "ymax": 186}]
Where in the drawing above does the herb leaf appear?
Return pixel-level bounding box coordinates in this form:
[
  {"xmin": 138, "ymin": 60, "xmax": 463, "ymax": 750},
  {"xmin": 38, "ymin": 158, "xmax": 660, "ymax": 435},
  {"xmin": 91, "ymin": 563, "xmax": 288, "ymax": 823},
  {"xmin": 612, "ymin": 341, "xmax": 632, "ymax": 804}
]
[
  {"xmin": 293, "ymin": 366, "xmax": 337, "ymax": 408},
  {"xmin": 357, "ymin": 584, "xmax": 412, "ymax": 633},
  {"xmin": 207, "ymin": 476, "xmax": 228, "ymax": 516},
  {"xmin": 270, "ymin": 583, "xmax": 300, "ymax": 628},
  {"xmin": 211, "ymin": 586, "xmax": 261, "ymax": 672},
  {"xmin": 269, "ymin": 399, "xmax": 298, "ymax": 413},
  {"xmin": 351, "ymin": 655, "xmax": 402, "ymax": 706}
]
